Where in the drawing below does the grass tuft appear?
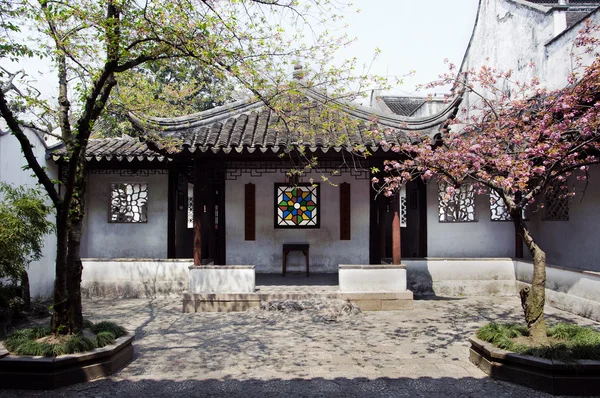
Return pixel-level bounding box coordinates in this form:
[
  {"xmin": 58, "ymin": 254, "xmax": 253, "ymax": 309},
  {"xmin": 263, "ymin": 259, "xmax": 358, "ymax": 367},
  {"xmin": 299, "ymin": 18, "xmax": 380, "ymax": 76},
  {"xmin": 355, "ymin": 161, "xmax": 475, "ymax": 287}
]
[
  {"xmin": 90, "ymin": 322, "xmax": 126, "ymax": 338},
  {"xmin": 82, "ymin": 318, "xmax": 94, "ymax": 329},
  {"xmin": 478, "ymin": 322, "xmax": 600, "ymax": 361},
  {"xmin": 65, "ymin": 334, "xmax": 97, "ymax": 353},
  {"xmin": 2, "ymin": 321, "xmax": 126, "ymax": 357},
  {"xmin": 96, "ymin": 331, "xmax": 116, "ymax": 347}
]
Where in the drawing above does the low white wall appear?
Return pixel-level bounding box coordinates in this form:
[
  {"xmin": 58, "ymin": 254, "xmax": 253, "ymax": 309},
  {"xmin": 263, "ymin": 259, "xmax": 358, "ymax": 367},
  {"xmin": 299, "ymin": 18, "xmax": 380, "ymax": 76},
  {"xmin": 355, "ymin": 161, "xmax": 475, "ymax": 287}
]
[
  {"xmin": 81, "ymin": 259, "xmax": 191, "ymax": 298},
  {"xmin": 515, "ymin": 260, "xmax": 600, "ymax": 321},
  {"xmin": 225, "ymin": 171, "xmax": 370, "ymax": 273},
  {"xmin": 189, "ymin": 266, "xmax": 255, "ymax": 293},
  {"xmin": 404, "ymin": 258, "xmax": 517, "ymax": 296},
  {"xmin": 339, "ymin": 265, "xmax": 407, "ymax": 293}
]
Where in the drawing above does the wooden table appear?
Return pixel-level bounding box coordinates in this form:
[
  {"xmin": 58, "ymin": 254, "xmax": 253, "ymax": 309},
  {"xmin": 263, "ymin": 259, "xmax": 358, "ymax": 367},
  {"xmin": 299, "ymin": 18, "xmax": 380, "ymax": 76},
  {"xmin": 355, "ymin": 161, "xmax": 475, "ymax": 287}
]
[{"xmin": 282, "ymin": 243, "xmax": 309, "ymax": 276}]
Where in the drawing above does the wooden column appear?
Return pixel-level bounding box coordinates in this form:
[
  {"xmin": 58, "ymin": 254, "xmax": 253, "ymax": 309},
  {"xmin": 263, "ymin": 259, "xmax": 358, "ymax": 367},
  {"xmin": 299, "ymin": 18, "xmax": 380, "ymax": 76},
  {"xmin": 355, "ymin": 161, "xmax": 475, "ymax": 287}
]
[
  {"xmin": 193, "ymin": 159, "xmax": 204, "ymax": 266},
  {"xmin": 167, "ymin": 166, "xmax": 177, "ymax": 259},
  {"xmin": 392, "ymin": 193, "xmax": 402, "ymax": 265},
  {"xmin": 369, "ymin": 182, "xmax": 379, "ymax": 264},
  {"xmin": 379, "ymin": 198, "xmax": 387, "ymax": 260},
  {"xmin": 515, "ymin": 231, "xmax": 524, "ymax": 259}
]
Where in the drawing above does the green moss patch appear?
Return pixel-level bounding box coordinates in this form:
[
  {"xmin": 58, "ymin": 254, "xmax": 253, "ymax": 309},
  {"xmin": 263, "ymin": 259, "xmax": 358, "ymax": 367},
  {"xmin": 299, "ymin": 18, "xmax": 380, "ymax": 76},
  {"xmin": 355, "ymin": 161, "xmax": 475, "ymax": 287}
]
[
  {"xmin": 477, "ymin": 323, "xmax": 600, "ymax": 362},
  {"xmin": 2, "ymin": 320, "xmax": 127, "ymax": 357}
]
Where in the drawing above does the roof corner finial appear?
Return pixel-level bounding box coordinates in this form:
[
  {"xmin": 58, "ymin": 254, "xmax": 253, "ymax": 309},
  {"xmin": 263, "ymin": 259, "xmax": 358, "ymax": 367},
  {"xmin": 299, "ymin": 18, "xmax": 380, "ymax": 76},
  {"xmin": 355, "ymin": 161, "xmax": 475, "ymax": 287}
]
[{"xmin": 293, "ymin": 62, "xmax": 305, "ymax": 80}]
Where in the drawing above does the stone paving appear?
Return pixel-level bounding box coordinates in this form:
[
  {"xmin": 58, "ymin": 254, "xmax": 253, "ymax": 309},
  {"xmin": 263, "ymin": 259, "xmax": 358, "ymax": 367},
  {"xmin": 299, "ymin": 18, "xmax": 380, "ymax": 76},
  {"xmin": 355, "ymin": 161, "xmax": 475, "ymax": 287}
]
[{"xmin": 3, "ymin": 296, "xmax": 600, "ymax": 397}]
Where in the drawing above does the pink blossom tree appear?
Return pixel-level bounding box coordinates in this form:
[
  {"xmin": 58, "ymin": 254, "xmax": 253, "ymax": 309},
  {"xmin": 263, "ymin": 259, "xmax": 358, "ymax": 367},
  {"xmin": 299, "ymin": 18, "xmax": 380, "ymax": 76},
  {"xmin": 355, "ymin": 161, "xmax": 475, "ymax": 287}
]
[{"xmin": 374, "ymin": 25, "xmax": 600, "ymax": 343}]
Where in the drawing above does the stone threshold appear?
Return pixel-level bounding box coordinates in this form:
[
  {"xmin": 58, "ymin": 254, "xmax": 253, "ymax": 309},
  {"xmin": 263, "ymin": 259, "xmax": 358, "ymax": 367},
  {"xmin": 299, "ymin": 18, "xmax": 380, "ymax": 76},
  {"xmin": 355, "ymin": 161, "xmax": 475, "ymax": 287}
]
[{"xmin": 182, "ymin": 290, "xmax": 413, "ymax": 313}]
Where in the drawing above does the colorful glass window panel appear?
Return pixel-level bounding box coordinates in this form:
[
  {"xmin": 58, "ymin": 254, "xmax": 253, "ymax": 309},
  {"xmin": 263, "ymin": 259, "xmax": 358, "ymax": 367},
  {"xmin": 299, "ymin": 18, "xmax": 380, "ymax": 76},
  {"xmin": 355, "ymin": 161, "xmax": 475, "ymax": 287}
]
[{"xmin": 275, "ymin": 183, "xmax": 320, "ymax": 227}]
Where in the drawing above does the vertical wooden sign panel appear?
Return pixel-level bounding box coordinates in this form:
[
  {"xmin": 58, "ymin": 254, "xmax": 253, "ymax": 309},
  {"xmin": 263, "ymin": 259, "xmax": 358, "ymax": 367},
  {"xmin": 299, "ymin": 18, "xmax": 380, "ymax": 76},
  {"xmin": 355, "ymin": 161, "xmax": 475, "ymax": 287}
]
[
  {"xmin": 340, "ymin": 182, "xmax": 351, "ymax": 240},
  {"xmin": 245, "ymin": 183, "xmax": 256, "ymax": 241}
]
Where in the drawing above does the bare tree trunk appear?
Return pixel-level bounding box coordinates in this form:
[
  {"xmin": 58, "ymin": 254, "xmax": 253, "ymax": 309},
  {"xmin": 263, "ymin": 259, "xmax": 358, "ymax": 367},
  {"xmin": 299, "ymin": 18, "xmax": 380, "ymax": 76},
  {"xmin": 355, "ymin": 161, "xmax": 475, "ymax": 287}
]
[
  {"xmin": 65, "ymin": 160, "xmax": 87, "ymax": 333},
  {"xmin": 51, "ymin": 209, "xmax": 70, "ymax": 334},
  {"xmin": 20, "ymin": 270, "xmax": 30, "ymax": 311},
  {"xmin": 512, "ymin": 211, "xmax": 547, "ymax": 343}
]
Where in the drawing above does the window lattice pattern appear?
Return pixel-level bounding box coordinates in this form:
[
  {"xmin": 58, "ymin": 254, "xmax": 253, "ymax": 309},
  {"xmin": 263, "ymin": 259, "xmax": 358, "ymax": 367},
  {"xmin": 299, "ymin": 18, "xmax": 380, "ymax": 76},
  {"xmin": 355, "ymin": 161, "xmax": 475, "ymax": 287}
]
[
  {"xmin": 490, "ymin": 191, "xmax": 528, "ymax": 221},
  {"xmin": 490, "ymin": 191, "xmax": 511, "ymax": 221},
  {"xmin": 110, "ymin": 183, "xmax": 148, "ymax": 223},
  {"xmin": 544, "ymin": 188, "xmax": 569, "ymax": 221},
  {"xmin": 438, "ymin": 183, "xmax": 476, "ymax": 222},
  {"xmin": 187, "ymin": 197, "xmax": 194, "ymax": 228},
  {"xmin": 400, "ymin": 186, "xmax": 407, "ymax": 228},
  {"xmin": 187, "ymin": 183, "xmax": 194, "ymax": 229}
]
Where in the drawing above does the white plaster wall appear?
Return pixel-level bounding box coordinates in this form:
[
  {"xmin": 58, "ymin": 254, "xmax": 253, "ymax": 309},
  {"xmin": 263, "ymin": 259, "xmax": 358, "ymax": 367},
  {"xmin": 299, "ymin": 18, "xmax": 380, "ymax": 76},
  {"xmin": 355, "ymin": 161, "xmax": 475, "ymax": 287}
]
[
  {"xmin": 226, "ymin": 171, "xmax": 369, "ymax": 273},
  {"xmin": 0, "ymin": 128, "xmax": 57, "ymax": 299},
  {"xmin": 81, "ymin": 171, "xmax": 168, "ymax": 258},
  {"xmin": 426, "ymin": 182, "xmax": 515, "ymax": 258},
  {"xmin": 525, "ymin": 165, "xmax": 600, "ymax": 272},
  {"xmin": 544, "ymin": 10, "xmax": 600, "ymax": 90},
  {"xmin": 461, "ymin": 1, "xmax": 599, "ymax": 107}
]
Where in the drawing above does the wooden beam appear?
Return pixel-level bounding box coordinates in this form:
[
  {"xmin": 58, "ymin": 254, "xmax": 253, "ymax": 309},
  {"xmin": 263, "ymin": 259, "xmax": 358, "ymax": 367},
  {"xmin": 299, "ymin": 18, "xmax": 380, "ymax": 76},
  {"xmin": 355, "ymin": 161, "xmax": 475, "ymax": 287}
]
[
  {"xmin": 392, "ymin": 194, "xmax": 402, "ymax": 265},
  {"xmin": 193, "ymin": 158, "xmax": 204, "ymax": 266}
]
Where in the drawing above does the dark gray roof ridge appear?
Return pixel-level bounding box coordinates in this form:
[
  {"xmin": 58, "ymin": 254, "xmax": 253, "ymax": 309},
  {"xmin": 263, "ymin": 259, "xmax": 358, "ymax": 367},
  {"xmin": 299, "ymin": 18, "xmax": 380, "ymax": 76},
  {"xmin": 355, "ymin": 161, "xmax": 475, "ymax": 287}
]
[
  {"xmin": 128, "ymin": 98, "xmax": 263, "ymax": 130},
  {"xmin": 301, "ymin": 87, "xmax": 461, "ymax": 131},
  {"xmin": 129, "ymin": 86, "xmax": 460, "ymax": 134}
]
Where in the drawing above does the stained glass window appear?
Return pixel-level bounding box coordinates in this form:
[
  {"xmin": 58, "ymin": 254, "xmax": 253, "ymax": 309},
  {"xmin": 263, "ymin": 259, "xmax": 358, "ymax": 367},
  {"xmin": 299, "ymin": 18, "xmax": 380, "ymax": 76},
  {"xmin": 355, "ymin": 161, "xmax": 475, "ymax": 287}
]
[
  {"xmin": 275, "ymin": 183, "xmax": 320, "ymax": 228},
  {"xmin": 109, "ymin": 183, "xmax": 148, "ymax": 223}
]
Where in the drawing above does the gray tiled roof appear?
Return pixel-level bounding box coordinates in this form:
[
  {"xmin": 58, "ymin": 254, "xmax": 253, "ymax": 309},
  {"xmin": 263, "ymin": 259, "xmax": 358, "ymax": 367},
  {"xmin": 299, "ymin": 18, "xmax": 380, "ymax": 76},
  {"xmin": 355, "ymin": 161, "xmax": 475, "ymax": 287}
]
[
  {"xmin": 52, "ymin": 136, "xmax": 166, "ymax": 163},
  {"xmin": 52, "ymin": 88, "xmax": 460, "ymax": 161}
]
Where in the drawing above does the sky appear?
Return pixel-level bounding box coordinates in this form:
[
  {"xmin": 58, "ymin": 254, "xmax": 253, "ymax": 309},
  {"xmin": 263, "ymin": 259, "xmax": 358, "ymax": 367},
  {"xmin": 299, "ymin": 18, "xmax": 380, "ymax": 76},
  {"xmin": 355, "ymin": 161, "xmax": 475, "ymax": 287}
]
[
  {"xmin": 2, "ymin": 0, "xmax": 480, "ymax": 105},
  {"xmin": 335, "ymin": 0, "xmax": 480, "ymax": 97}
]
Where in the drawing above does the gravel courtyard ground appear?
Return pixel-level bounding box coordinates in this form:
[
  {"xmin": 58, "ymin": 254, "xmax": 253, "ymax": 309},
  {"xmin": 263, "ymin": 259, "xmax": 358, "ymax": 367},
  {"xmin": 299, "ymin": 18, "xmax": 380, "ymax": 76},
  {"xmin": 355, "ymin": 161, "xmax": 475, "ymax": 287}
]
[{"xmin": 3, "ymin": 296, "xmax": 599, "ymax": 397}]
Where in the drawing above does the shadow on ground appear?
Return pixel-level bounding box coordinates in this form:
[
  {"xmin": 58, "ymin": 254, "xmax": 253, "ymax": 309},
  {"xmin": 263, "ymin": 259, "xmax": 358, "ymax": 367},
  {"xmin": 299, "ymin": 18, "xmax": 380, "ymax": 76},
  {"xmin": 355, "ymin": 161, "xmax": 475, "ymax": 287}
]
[
  {"xmin": 0, "ymin": 376, "xmax": 560, "ymax": 397},
  {"xmin": 2, "ymin": 296, "xmax": 598, "ymax": 397}
]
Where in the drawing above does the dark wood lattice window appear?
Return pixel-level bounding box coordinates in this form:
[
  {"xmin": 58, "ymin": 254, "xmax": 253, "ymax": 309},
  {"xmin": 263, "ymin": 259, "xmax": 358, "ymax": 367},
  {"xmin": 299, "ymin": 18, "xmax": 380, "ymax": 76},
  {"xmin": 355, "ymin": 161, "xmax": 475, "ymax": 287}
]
[
  {"xmin": 109, "ymin": 183, "xmax": 148, "ymax": 223},
  {"xmin": 438, "ymin": 182, "xmax": 476, "ymax": 222},
  {"xmin": 245, "ymin": 183, "xmax": 256, "ymax": 240},
  {"xmin": 340, "ymin": 182, "xmax": 351, "ymax": 240},
  {"xmin": 544, "ymin": 187, "xmax": 569, "ymax": 221}
]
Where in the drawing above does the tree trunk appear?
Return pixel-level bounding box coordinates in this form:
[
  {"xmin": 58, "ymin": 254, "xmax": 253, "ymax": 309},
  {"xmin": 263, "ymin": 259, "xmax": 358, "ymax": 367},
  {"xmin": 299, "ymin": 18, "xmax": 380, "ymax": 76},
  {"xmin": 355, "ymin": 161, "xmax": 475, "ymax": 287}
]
[
  {"xmin": 512, "ymin": 211, "xmax": 547, "ymax": 343},
  {"xmin": 20, "ymin": 270, "xmax": 30, "ymax": 311},
  {"xmin": 65, "ymin": 160, "xmax": 87, "ymax": 333},
  {"xmin": 51, "ymin": 208, "xmax": 70, "ymax": 334}
]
